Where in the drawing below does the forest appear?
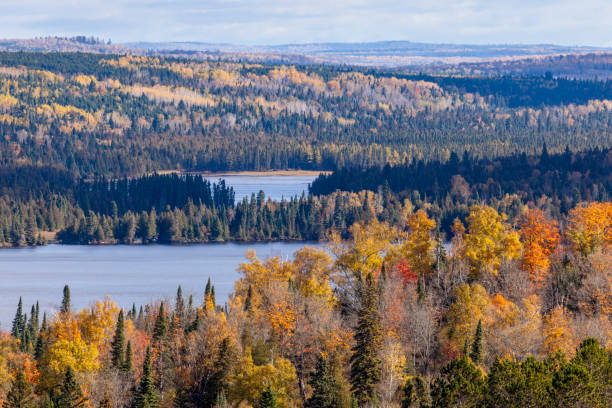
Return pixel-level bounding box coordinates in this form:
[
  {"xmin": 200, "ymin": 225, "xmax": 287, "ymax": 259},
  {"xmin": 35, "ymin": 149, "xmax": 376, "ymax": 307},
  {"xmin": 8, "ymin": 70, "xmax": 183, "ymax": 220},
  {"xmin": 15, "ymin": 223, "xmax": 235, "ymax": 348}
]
[
  {"xmin": 0, "ymin": 52, "xmax": 610, "ymax": 175},
  {"xmin": 0, "ymin": 201, "xmax": 611, "ymax": 407}
]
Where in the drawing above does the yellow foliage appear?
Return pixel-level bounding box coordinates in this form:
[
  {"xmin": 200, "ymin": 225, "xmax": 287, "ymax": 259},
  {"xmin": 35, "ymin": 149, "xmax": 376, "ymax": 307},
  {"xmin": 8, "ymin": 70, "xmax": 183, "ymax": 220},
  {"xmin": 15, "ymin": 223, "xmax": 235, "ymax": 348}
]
[
  {"xmin": 228, "ymin": 352, "xmax": 298, "ymax": 407},
  {"xmin": 565, "ymin": 202, "xmax": 612, "ymax": 256},
  {"xmin": 543, "ymin": 306, "xmax": 577, "ymax": 356},
  {"xmin": 330, "ymin": 218, "xmax": 399, "ymax": 281},
  {"xmin": 443, "ymin": 283, "xmax": 490, "ymax": 357},
  {"xmin": 0, "ymin": 94, "xmax": 18, "ymax": 111},
  {"xmin": 463, "ymin": 205, "xmax": 522, "ymax": 276},
  {"xmin": 77, "ymin": 297, "xmax": 119, "ymax": 355},
  {"xmin": 396, "ymin": 209, "xmax": 436, "ymax": 277}
]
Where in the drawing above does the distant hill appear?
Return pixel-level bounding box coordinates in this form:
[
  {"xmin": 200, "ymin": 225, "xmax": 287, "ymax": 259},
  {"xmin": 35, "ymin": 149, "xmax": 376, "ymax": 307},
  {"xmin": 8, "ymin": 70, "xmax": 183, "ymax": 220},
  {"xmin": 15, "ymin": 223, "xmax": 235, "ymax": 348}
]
[{"xmin": 1, "ymin": 37, "xmax": 611, "ymax": 78}]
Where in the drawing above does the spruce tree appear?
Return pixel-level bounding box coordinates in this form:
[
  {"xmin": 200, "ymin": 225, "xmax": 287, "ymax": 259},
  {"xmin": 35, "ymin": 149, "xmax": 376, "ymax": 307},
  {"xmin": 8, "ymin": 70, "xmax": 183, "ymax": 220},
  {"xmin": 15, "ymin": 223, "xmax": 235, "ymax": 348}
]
[
  {"xmin": 307, "ymin": 355, "xmax": 343, "ymax": 408},
  {"xmin": 132, "ymin": 347, "xmax": 159, "ymax": 408},
  {"xmin": 123, "ymin": 341, "xmax": 133, "ymax": 372},
  {"xmin": 111, "ymin": 310, "xmax": 125, "ymax": 369},
  {"xmin": 57, "ymin": 366, "xmax": 87, "ymax": 408},
  {"xmin": 175, "ymin": 286, "xmax": 185, "ymax": 323},
  {"xmin": 401, "ymin": 375, "xmax": 430, "ymax": 408},
  {"xmin": 350, "ymin": 272, "xmax": 382, "ymax": 406},
  {"xmin": 256, "ymin": 386, "xmax": 278, "ymax": 408},
  {"xmin": 430, "ymin": 356, "xmax": 485, "ymax": 408},
  {"xmin": 11, "ymin": 297, "xmax": 24, "ymax": 339},
  {"xmin": 152, "ymin": 303, "xmax": 168, "ymax": 341},
  {"xmin": 3, "ymin": 371, "xmax": 35, "ymax": 408},
  {"xmin": 470, "ymin": 320, "xmax": 483, "ymax": 365},
  {"xmin": 61, "ymin": 285, "xmax": 71, "ymax": 315}
]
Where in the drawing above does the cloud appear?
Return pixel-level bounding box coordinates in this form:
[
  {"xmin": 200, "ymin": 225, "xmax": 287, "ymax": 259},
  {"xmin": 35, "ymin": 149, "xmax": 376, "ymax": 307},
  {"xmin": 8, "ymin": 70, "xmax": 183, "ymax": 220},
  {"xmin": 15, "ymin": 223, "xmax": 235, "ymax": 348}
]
[{"xmin": 0, "ymin": 0, "xmax": 609, "ymax": 46}]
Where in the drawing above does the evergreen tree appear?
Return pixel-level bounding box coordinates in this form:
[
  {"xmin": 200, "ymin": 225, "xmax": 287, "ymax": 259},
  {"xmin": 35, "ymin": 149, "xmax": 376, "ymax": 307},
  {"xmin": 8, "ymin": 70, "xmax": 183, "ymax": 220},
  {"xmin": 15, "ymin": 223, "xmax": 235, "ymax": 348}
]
[
  {"xmin": 57, "ymin": 366, "xmax": 87, "ymax": 408},
  {"xmin": 61, "ymin": 285, "xmax": 71, "ymax": 315},
  {"xmin": 175, "ymin": 286, "xmax": 185, "ymax": 323},
  {"xmin": 350, "ymin": 272, "xmax": 382, "ymax": 406},
  {"xmin": 256, "ymin": 386, "xmax": 278, "ymax": 408},
  {"xmin": 111, "ymin": 310, "xmax": 125, "ymax": 369},
  {"xmin": 470, "ymin": 320, "xmax": 483, "ymax": 365},
  {"xmin": 11, "ymin": 297, "xmax": 24, "ymax": 339},
  {"xmin": 3, "ymin": 371, "xmax": 35, "ymax": 408},
  {"xmin": 401, "ymin": 375, "xmax": 430, "ymax": 408},
  {"xmin": 306, "ymin": 355, "xmax": 343, "ymax": 408},
  {"xmin": 152, "ymin": 303, "xmax": 168, "ymax": 341},
  {"xmin": 132, "ymin": 347, "xmax": 159, "ymax": 408},
  {"xmin": 430, "ymin": 356, "xmax": 485, "ymax": 408},
  {"xmin": 123, "ymin": 341, "xmax": 133, "ymax": 372}
]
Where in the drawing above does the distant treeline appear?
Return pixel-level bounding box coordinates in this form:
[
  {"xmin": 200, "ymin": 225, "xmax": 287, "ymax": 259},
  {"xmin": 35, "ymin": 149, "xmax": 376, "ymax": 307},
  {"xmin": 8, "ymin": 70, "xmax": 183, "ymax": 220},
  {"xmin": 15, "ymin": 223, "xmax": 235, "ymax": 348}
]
[
  {"xmin": 310, "ymin": 146, "xmax": 612, "ymax": 232},
  {"xmin": 0, "ymin": 52, "xmax": 610, "ymax": 176},
  {"xmin": 0, "ymin": 168, "xmax": 379, "ymax": 246}
]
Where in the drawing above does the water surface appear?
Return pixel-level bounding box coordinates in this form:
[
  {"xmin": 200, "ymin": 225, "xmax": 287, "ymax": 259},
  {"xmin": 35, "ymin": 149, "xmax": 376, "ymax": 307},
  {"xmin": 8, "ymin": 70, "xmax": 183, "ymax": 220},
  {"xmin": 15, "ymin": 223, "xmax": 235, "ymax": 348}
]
[
  {"xmin": 0, "ymin": 242, "xmax": 318, "ymax": 327},
  {"xmin": 203, "ymin": 174, "xmax": 318, "ymax": 202}
]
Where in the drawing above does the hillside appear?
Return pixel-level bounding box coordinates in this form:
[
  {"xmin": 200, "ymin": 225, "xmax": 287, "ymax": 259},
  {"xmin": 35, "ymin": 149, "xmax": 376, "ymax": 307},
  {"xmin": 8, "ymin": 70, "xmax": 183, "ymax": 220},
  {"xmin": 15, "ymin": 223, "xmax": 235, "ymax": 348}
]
[{"xmin": 0, "ymin": 51, "xmax": 610, "ymax": 176}]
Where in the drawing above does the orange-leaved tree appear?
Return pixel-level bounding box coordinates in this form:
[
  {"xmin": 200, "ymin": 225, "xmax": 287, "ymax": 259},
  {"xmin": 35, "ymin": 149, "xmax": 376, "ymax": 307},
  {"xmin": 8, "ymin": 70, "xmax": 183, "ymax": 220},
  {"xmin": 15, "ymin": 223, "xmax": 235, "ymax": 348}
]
[
  {"xmin": 519, "ymin": 208, "xmax": 560, "ymax": 285},
  {"xmin": 565, "ymin": 202, "xmax": 612, "ymax": 256}
]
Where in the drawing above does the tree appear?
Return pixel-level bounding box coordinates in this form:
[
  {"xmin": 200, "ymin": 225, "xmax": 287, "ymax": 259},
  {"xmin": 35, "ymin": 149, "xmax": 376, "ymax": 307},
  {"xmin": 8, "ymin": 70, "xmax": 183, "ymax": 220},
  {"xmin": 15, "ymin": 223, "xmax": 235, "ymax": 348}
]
[
  {"xmin": 111, "ymin": 310, "xmax": 125, "ymax": 369},
  {"xmin": 350, "ymin": 272, "xmax": 382, "ymax": 406},
  {"xmin": 132, "ymin": 347, "xmax": 159, "ymax": 408},
  {"xmin": 11, "ymin": 297, "xmax": 24, "ymax": 339},
  {"xmin": 401, "ymin": 375, "xmax": 430, "ymax": 408},
  {"xmin": 463, "ymin": 205, "xmax": 522, "ymax": 277},
  {"xmin": 442, "ymin": 284, "xmax": 490, "ymax": 358},
  {"xmin": 56, "ymin": 366, "xmax": 87, "ymax": 408},
  {"xmin": 519, "ymin": 208, "xmax": 560, "ymax": 285},
  {"xmin": 256, "ymin": 386, "xmax": 278, "ymax": 408},
  {"xmin": 123, "ymin": 341, "xmax": 133, "ymax": 372},
  {"xmin": 399, "ymin": 209, "xmax": 436, "ymax": 278},
  {"xmin": 61, "ymin": 285, "xmax": 71, "ymax": 315},
  {"xmin": 306, "ymin": 356, "xmax": 343, "ymax": 408},
  {"xmin": 469, "ymin": 320, "xmax": 483, "ymax": 365},
  {"xmin": 152, "ymin": 303, "xmax": 168, "ymax": 341},
  {"xmin": 430, "ymin": 356, "xmax": 485, "ymax": 408},
  {"xmin": 565, "ymin": 202, "xmax": 612, "ymax": 256},
  {"xmin": 3, "ymin": 371, "xmax": 35, "ymax": 408}
]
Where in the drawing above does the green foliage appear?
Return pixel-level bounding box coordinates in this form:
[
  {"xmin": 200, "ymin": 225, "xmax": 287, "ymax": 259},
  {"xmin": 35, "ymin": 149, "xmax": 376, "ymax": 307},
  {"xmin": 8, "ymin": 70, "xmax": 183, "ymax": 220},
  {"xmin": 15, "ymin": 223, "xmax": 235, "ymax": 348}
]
[
  {"xmin": 469, "ymin": 320, "xmax": 483, "ymax": 365},
  {"xmin": 306, "ymin": 356, "xmax": 344, "ymax": 408},
  {"xmin": 110, "ymin": 310, "xmax": 125, "ymax": 369},
  {"xmin": 133, "ymin": 347, "xmax": 159, "ymax": 408},
  {"xmin": 430, "ymin": 356, "xmax": 485, "ymax": 408},
  {"xmin": 56, "ymin": 366, "xmax": 87, "ymax": 408},
  {"xmin": 350, "ymin": 272, "xmax": 382, "ymax": 406},
  {"xmin": 256, "ymin": 386, "xmax": 278, "ymax": 408},
  {"xmin": 3, "ymin": 371, "xmax": 35, "ymax": 408}
]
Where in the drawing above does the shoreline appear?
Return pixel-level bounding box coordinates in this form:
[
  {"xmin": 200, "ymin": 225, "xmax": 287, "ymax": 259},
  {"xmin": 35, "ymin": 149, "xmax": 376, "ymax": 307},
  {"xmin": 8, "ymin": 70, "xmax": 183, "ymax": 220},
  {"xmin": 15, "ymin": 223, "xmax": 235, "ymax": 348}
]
[{"xmin": 153, "ymin": 169, "xmax": 330, "ymax": 177}]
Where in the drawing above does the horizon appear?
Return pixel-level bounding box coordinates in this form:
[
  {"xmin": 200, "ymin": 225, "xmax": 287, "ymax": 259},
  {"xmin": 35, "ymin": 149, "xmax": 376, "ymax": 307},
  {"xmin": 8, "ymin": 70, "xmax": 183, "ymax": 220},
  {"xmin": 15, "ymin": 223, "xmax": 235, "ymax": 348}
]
[{"xmin": 1, "ymin": 1, "xmax": 611, "ymax": 47}]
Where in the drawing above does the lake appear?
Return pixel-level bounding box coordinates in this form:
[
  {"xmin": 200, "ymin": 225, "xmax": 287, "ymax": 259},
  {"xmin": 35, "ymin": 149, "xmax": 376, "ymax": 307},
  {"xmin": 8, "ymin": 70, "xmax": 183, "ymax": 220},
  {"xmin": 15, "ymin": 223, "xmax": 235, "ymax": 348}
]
[
  {"xmin": 202, "ymin": 173, "xmax": 319, "ymax": 202},
  {"xmin": 0, "ymin": 242, "xmax": 320, "ymax": 328}
]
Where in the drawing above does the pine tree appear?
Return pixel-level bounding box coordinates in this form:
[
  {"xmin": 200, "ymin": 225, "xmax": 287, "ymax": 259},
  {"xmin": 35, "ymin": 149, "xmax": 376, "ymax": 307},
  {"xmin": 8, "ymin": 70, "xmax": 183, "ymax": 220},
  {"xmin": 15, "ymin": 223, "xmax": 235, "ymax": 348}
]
[
  {"xmin": 306, "ymin": 355, "xmax": 343, "ymax": 408},
  {"xmin": 123, "ymin": 341, "xmax": 133, "ymax": 372},
  {"xmin": 350, "ymin": 272, "xmax": 382, "ymax": 406},
  {"xmin": 57, "ymin": 366, "xmax": 87, "ymax": 408},
  {"xmin": 111, "ymin": 310, "xmax": 125, "ymax": 369},
  {"xmin": 61, "ymin": 285, "xmax": 71, "ymax": 315},
  {"xmin": 3, "ymin": 371, "xmax": 35, "ymax": 408},
  {"xmin": 175, "ymin": 286, "xmax": 185, "ymax": 323},
  {"xmin": 470, "ymin": 320, "xmax": 483, "ymax": 365},
  {"xmin": 11, "ymin": 297, "xmax": 24, "ymax": 339},
  {"xmin": 152, "ymin": 303, "xmax": 168, "ymax": 341},
  {"xmin": 401, "ymin": 375, "xmax": 430, "ymax": 408},
  {"xmin": 132, "ymin": 347, "xmax": 159, "ymax": 408},
  {"xmin": 430, "ymin": 356, "xmax": 485, "ymax": 408},
  {"xmin": 463, "ymin": 337, "xmax": 470, "ymax": 358},
  {"xmin": 256, "ymin": 386, "xmax": 278, "ymax": 408}
]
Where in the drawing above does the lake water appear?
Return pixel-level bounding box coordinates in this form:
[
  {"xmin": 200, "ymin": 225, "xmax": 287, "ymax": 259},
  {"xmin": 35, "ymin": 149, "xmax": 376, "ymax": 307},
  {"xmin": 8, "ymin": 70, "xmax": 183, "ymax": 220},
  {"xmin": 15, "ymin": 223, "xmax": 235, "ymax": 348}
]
[
  {"xmin": 0, "ymin": 242, "xmax": 320, "ymax": 328},
  {"xmin": 202, "ymin": 174, "xmax": 318, "ymax": 202}
]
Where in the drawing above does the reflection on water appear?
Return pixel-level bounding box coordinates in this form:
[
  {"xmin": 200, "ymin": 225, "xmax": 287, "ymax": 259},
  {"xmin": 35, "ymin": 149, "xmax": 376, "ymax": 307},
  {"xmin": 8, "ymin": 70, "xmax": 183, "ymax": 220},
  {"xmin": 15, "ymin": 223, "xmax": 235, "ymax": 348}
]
[{"xmin": 0, "ymin": 242, "xmax": 319, "ymax": 327}]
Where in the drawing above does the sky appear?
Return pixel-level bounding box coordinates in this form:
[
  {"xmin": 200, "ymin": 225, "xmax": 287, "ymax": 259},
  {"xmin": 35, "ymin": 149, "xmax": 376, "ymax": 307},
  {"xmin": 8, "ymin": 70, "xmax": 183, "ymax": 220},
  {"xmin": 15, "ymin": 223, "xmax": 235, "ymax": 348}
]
[{"xmin": 0, "ymin": 0, "xmax": 611, "ymax": 46}]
